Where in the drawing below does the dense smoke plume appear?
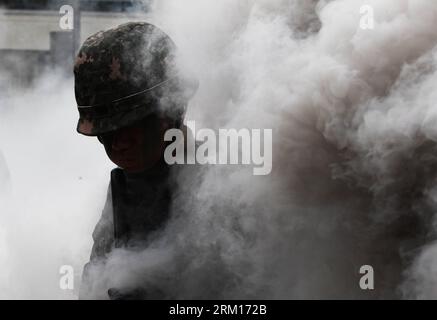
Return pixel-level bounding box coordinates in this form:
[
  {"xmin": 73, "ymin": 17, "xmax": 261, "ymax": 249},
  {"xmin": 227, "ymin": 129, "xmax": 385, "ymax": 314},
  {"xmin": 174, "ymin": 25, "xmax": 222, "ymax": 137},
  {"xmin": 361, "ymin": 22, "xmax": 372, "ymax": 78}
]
[
  {"xmin": 0, "ymin": 73, "xmax": 113, "ymax": 299},
  {"xmin": 2, "ymin": 0, "xmax": 437, "ymax": 299}
]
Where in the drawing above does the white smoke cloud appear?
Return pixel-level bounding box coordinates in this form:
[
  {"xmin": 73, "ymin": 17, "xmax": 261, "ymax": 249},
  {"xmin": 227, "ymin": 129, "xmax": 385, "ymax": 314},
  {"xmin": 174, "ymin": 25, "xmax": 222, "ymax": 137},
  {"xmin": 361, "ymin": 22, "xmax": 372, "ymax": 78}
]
[
  {"xmin": 2, "ymin": 0, "xmax": 437, "ymax": 299},
  {"xmin": 79, "ymin": 0, "xmax": 437, "ymax": 299},
  {"xmin": 0, "ymin": 73, "xmax": 113, "ymax": 299}
]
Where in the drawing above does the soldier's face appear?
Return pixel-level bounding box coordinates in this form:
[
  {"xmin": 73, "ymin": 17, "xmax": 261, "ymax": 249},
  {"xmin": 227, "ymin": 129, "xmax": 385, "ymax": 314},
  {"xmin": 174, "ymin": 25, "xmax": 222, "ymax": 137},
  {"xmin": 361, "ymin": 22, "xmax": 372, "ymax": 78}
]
[{"xmin": 100, "ymin": 116, "xmax": 168, "ymax": 173}]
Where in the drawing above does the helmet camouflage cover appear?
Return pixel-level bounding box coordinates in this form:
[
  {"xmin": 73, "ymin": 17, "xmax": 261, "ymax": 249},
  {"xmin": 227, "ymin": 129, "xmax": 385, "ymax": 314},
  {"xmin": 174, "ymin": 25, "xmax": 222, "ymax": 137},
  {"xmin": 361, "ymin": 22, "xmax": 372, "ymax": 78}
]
[{"xmin": 74, "ymin": 22, "xmax": 193, "ymax": 136}]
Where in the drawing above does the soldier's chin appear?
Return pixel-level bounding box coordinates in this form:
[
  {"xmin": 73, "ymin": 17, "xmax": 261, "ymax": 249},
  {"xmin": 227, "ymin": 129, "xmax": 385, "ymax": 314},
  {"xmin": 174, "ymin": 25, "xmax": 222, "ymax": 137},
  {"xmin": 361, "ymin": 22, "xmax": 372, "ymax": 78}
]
[
  {"xmin": 120, "ymin": 164, "xmax": 146, "ymax": 174},
  {"xmin": 111, "ymin": 154, "xmax": 162, "ymax": 173},
  {"xmin": 112, "ymin": 158, "xmax": 144, "ymax": 173},
  {"xmin": 123, "ymin": 166, "xmax": 145, "ymax": 174}
]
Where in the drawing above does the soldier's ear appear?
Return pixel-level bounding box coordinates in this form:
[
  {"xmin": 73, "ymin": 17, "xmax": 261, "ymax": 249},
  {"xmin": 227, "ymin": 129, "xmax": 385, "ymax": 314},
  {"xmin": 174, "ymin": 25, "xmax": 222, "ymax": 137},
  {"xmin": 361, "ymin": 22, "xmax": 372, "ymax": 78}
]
[
  {"xmin": 156, "ymin": 115, "xmax": 173, "ymax": 132},
  {"xmin": 159, "ymin": 120, "xmax": 170, "ymax": 138}
]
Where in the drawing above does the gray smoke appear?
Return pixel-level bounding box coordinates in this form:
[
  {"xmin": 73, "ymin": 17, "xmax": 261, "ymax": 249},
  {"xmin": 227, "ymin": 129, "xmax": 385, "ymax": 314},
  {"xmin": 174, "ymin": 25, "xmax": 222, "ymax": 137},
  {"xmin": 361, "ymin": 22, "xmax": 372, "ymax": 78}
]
[
  {"xmin": 0, "ymin": 73, "xmax": 113, "ymax": 299},
  {"xmin": 2, "ymin": 0, "xmax": 437, "ymax": 299},
  {"xmin": 81, "ymin": 0, "xmax": 437, "ymax": 299}
]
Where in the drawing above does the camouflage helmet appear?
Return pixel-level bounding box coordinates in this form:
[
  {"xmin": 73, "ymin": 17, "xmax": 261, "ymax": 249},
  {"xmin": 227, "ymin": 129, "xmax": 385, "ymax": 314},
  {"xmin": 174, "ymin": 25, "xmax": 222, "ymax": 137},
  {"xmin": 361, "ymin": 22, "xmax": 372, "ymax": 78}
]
[{"xmin": 74, "ymin": 22, "xmax": 196, "ymax": 136}]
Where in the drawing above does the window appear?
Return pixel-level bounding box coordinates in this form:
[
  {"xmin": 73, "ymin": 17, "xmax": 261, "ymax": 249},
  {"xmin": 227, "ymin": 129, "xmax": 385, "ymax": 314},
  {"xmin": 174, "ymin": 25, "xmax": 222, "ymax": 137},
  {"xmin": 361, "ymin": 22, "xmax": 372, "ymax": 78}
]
[{"xmin": 0, "ymin": 0, "xmax": 149, "ymax": 12}]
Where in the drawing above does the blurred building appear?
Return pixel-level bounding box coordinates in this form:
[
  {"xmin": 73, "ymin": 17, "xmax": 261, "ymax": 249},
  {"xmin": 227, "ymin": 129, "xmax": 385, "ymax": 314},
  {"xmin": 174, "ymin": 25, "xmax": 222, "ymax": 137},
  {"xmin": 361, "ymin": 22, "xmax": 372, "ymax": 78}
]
[{"xmin": 0, "ymin": 0, "xmax": 149, "ymax": 87}]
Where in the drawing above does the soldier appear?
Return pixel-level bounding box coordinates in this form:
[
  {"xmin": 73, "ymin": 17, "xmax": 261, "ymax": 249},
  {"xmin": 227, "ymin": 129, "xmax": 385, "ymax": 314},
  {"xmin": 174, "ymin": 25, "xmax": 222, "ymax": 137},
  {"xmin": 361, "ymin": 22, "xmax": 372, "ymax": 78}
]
[{"xmin": 74, "ymin": 22, "xmax": 196, "ymax": 299}]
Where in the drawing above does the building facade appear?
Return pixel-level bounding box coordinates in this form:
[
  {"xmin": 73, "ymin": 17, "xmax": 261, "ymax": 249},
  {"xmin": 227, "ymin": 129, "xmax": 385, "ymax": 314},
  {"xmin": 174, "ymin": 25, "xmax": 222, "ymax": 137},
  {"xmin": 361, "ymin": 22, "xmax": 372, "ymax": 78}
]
[{"xmin": 0, "ymin": 1, "xmax": 149, "ymax": 86}]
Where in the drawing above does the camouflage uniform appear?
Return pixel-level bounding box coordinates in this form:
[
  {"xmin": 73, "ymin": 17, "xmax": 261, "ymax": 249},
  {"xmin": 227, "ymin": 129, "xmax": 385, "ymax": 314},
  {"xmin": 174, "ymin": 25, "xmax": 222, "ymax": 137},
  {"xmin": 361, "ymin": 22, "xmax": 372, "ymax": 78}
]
[{"xmin": 74, "ymin": 22, "xmax": 196, "ymax": 299}]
